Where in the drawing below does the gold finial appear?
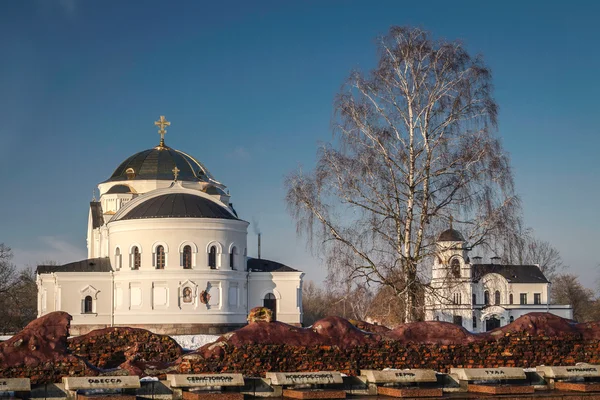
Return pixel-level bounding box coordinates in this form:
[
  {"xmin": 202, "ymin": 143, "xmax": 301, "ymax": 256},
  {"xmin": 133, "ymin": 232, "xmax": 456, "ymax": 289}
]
[
  {"xmin": 449, "ymin": 216, "xmax": 454, "ymax": 229},
  {"xmin": 154, "ymin": 115, "xmax": 171, "ymax": 147},
  {"xmin": 172, "ymin": 166, "xmax": 180, "ymax": 181}
]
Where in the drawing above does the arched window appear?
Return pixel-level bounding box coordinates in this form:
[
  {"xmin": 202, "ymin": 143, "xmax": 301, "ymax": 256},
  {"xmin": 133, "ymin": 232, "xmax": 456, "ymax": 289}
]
[
  {"xmin": 484, "ymin": 290, "xmax": 490, "ymax": 305},
  {"xmin": 472, "ymin": 314, "xmax": 477, "ymax": 329},
  {"xmin": 472, "ymin": 293, "xmax": 477, "ymax": 305},
  {"xmin": 132, "ymin": 246, "xmax": 140, "ymax": 270},
  {"xmin": 509, "ymin": 293, "xmax": 514, "ymax": 305},
  {"xmin": 230, "ymin": 246, "xmax": 236, "ymax": 270},
  {"xmin": 115, "ymin": 248, "xmax": 121, "ymax": 270},
  {"xmin": 495, "ymin": 290, "xmax": 501, "ymax": 305},
  {"xmin": 156, "ymin": 245, "xmax": 165, "ymax": 269},
  {"xmin": 208, "ymin": 246, "xmax": 216, "ymax": 269},
  {"xmin": 451, "ymin": 258, "xmax": 461, "ymax": 278},
  {"xmin": 84, "ymin": 296, "xmax": 93, "ymax": 313},
  {"xmin": 183, "ymin": 245, "xmax": 192, "ymax": 269},
  {"xmin": 509, "ymin": 316, "xmax": 514, "ymax": 323}
]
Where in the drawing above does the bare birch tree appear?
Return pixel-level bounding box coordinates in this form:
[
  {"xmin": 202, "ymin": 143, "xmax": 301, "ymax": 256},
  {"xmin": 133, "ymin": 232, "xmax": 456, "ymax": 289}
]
[{"xmin": 286, "ymin": 26, "xmax": 519, "ymax": 322}]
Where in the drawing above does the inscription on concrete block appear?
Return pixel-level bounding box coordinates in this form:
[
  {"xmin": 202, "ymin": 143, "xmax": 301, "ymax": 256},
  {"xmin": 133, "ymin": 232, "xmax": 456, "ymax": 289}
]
[
  {"xmin": 265, "ymin": 372, "xmax": 343, "ymax": 386},
  {"xmin": 451, "ymin": 367, "xmax": 526, "ymax": 381},
  {"xmin": 166, "ymin": 374, "xmax": 245, "ymax": 388},
  {"xmin": 0, "ymin": 378, "xmax": 31, "ymax": 392},
  {"xmin": 63, "ymin": 376, "xmax": 141, "ymax": 391},
  {"xmin": 360, "ymin": 369, "xmax": 437, "ymax": 383},
  {"xmin": 537, "ymin": 365, "xmax": 600, "ymax": 379}
]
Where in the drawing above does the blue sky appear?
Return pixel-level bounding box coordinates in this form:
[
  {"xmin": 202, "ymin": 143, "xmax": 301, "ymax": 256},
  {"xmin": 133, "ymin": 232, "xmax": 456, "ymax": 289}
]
[{"xmin": 1, "ymin": 1, "xmax": 599, "ymax": 287}]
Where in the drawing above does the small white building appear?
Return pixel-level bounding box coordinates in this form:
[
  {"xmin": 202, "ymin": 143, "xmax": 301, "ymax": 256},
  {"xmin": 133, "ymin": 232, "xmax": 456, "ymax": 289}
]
[
  {"xmin": 37, "ymin": 116, "xmax": 304, "ymax": 335},
  {"xmin": 425, "ymin": 228, "xmax": 572, "ymax": 332}
]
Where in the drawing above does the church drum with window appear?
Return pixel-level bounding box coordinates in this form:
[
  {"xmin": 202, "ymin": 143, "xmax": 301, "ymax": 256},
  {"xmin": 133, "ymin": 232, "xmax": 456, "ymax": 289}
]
[
  {"xmin": 425, "ymin": 228, "xmax": 572, "ymax": 332},
  {"xmin": 36, "ymin": 116, "xmax": 304, "ymax": 335}
]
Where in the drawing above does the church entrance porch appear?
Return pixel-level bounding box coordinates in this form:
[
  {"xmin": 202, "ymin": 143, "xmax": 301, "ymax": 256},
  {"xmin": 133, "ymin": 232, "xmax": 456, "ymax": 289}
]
[{"xmin": 485, "ymin": 316, "xmax": 501, "ymax": 331}]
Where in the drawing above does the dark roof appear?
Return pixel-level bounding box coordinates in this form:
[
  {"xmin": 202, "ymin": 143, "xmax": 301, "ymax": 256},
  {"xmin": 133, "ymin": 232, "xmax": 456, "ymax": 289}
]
[
  {"xmin": 90, "ymin": 202, "xmax": 104, "ymax": 228},
  {"xmin": 438, "ymin": 228, "xmax": 465, "ymax": 242},
  {"xmin": 117, "ymin": 193, "xmax": 237, "ymax": 221},
  {"xmin": 472, "ymin": 264, "xmax": 549, "ymax": 284},
  {"xmin": 105, "ymin": 146, "xmax": 208, "ymax": 182},
  {"xmin": 106, "ymin": 184, "xmax": 134, "ymax": 194},
  {"xmin": 37, "ymin": 258, "xmax": 113, "ymax": 274},
  {"xmin": 247, "ymin": 257, "xmax": 299, "ymax": 273}
]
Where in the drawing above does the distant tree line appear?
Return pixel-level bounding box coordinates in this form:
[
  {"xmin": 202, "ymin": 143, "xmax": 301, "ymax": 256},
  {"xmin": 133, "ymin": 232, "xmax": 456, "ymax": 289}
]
[{"xmin": 0, "ymin": 244, "xmax": 38, "ymax": 334}]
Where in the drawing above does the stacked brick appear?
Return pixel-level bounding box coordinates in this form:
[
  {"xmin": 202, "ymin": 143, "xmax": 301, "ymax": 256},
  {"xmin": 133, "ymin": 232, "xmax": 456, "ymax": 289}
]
[
  {"xmin": 179, "ymin": 331, "xmax": 600, "ymax": 377},
  {"xmin": 68, "ymin": 327, "xmax": 183, "ymax": 369}
]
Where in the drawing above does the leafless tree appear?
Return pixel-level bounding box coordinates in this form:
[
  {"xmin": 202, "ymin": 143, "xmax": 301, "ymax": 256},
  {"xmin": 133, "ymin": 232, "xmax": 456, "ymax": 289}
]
[
  {"xmin": 0, "ymin": 245, "xmax": 39, "ymax": 333},
  {"xmin": 286, "ymin": 26, "xmax": 519, "ymax": 322},
  {"xmin": 492, "ymin": 224, "xmax": 564, "ymax": 280},
  {"xmin": 551, "ymin": 274, "xmax": 595, "ymax": 322}
]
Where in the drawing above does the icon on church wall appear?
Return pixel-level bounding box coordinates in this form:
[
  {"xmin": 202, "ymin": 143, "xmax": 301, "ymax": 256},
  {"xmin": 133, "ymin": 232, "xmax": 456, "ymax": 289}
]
[
  {"xmin": 182, "ymin": 287, "xmax": 193, "ymax": 303},
  {"xmin": 200, "ymin": 290, "xmax": 211, "ymax": 305}
]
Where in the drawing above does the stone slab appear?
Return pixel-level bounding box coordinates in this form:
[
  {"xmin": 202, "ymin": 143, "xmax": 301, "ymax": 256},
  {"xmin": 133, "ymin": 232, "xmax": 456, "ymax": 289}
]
[
  {"xmin": 467, "ymin": 384, "xmax": 535, "ymax": 395},
  {"xmin": 282, "ymin": 389, "xmax": 346, "ymax": 399},
  {"xmin": 182, "ymin": 391, "xmax": 243, "ymax": 400},
  {"xmin": 554, "ymin": 381, "xmax": 600, "ymax": 392},
  {"xmin": 361, "ymin": 369, "xmax": 437, "ymax": 383},
  {"xmin": 78, "ymin": 395, "xmax": 135, "ymax": 400},
  {"xmin": 241, "ymin": 377, "xmax": 283, "ymax": 397},
  {"xmin": 537, "ymin": 365, "xmax": 600, "ymax": 379},
  {"xmin": 451, "ymin": 367, "xmax": 526, "ymax": 381},
  {"xmin": 63, "ymin": 377, "xmax": 141, "ymax": 391},
  {"xmin": 0, "ymin": 379, "xmax": 31, "ymax": 392},
  {"xmin": 166, "ymin": 374, "xmax": 244, "ymax": 388},
  {"xmin": 266, "ymin": 372, "xmax": 343, "ymax": 386},
  {"xmin": 376, "ymin": 386, "xmax": 443, "ymax": 398}
]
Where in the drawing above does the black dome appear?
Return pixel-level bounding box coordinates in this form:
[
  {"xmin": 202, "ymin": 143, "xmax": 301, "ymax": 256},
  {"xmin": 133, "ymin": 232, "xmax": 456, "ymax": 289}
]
[
  {"xmin": 106, "ymin": 147, "xmax": 211, "ymax": 182},
  {"xmin": 105, "ymin": 184, "xmax": 134, "ymax": 194},
  {"xmin": 438, "ymin": 228, "xmax": 464, "ymax": 242},
  {"xmin": 117, "ymin": 193, "xmax": 237, "ymax": 221}
]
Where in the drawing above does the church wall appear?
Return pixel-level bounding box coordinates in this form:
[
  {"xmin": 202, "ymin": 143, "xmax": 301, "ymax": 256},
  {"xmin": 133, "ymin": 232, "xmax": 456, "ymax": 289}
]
[
  {"xmin": 112, "ymin": 269, "xmax": 249, "ymax": 326},
  {"xmin": 249, "ymin": 271, "xmax": 304, "ymax": 325},
  {"xmin": 108, "ymin": 218, "xmax": 248, "ymax": 272}
]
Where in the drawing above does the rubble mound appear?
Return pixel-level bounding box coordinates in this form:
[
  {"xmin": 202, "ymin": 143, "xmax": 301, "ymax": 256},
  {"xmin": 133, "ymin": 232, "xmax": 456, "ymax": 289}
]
[
  {"xmin": 383, "ymin": 320, "xmax": 481, "ymax": 344},
  {"xmin": 69, "ymin": 327, "xmax": 184, "ymax": 369},
  {"xmin": 0, "ymin": 311, "xmax": 94, "ymax": 384},
  {"xmin": 348, "ymin": 319, "xmax": 391, "ymax": 334},
  {"xmin": 494, "ymin": 312, "xmax": 578, "ymax": 337}
]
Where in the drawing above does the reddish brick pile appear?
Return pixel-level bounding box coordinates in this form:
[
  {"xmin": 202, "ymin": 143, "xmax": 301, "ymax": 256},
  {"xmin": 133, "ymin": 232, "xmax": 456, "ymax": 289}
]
[
  {"xmin": 179, "ymin": 331, "xmax": 600, "ymax": 377},
  {"xmin": 68, "ymin": 326, "xmax": 183, "ymax": 369}
]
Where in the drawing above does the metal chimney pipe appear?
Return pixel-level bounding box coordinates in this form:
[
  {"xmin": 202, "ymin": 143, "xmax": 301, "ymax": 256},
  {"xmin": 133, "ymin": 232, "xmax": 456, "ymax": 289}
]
[{"xmin": 258, "ymin": 233, "xmax": 261, "ymax": 260}]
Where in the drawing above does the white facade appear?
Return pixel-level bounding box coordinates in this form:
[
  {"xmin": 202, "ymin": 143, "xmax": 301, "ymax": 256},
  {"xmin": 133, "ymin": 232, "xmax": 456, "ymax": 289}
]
[
  {"xmin": 425, "ymin": 229, "xmax": 572, "ymax": 332},
  {"xmin": 37, "ymin": 122, "xmax": 304, "ymax": 335}
]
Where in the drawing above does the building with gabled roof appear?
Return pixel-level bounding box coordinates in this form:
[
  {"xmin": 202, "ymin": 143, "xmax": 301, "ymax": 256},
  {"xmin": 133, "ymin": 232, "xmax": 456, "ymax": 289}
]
[{"xmin": 425, "ymin": 228, "xmax": 572, "ymax": 332}]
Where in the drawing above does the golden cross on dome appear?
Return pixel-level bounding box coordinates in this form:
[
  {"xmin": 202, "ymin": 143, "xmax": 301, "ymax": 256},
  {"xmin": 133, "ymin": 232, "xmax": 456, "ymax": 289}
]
[
  {"xmin": 172, "ymin": 166, "xmax": 180, "ymax": 181},
  {"xmin": 154, "ymin": 115, "xmax": 171, "ymax": 147}
]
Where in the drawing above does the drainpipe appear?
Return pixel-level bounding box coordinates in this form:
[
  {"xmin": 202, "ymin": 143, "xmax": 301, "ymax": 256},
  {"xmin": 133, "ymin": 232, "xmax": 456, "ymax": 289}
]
[
  {"xmin": 110, "ymin": 271, "xmax": 114, "ymax": 327},
  {"xmin": 246, "ymin": 269, "xmax": 250, "ymax": 318}
]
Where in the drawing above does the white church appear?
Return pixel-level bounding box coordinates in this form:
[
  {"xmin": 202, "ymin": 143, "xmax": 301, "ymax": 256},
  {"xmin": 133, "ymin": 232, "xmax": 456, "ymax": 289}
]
[
  {"xmin": 36, "ymin": 116, "xmax": 304, "ymax": 335},
  {"xmin": 425, "ymin": 227, "xmax": 572, "ymax": 332}
]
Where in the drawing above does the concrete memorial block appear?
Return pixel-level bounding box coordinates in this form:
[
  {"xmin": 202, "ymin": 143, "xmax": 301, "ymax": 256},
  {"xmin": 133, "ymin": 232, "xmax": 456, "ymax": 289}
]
[
  {"xmin": 360, "ymin": 369, "xmax": 437, "ymax": 384},
  {"xmin": 0, "ymin": 379, "xmax": 31, "ymax": 392},
  {"xmin": 265, "ymin": 372, "xmax": 343, "ymax": 386},
  {"xmin": 63, "ymin": 376, "xmax": 141, "ymax": 391},
  {"xmin": 167, "ymin": 374, "xmax": 244, "ymax": 388},
  {"xmin": 241, "ymin": 377, "xmax": 283, "ymax": 398},
  {"xmin": 450, "ymin": 367, "xmax": 526, "ymax": 381},
  {"xmin": 537, "ymin": 365, "xmax": 600, "ymax": 379}
]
